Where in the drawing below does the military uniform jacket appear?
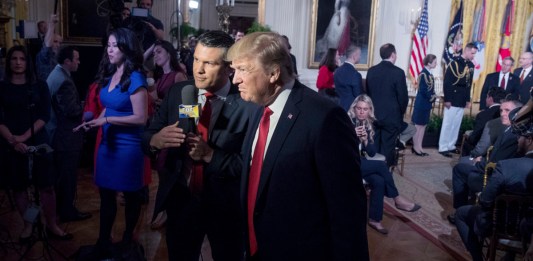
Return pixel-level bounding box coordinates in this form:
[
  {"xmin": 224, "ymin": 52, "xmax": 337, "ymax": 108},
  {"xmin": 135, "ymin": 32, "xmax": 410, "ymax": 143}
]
[{"xmin": 443, "ymin": 57, "xmax": 475, "ymax": 108}]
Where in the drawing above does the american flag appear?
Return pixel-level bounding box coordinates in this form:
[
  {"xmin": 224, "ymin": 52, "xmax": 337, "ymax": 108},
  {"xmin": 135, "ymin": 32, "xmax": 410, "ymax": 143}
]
[{"xmin": 409, "ymin": 0, "xmax": 429, "ymax": 81}]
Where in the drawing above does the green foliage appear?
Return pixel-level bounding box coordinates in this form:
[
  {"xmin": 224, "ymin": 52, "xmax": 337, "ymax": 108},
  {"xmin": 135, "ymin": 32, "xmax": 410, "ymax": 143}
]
[
  {"xmin": 246, "ymin": 21, "xmax": 271, "ymax": 34},
  {"xmin": 169, "ymin": 22, "xmax": 198, "ymax": 41},
  {"xmin": 460, "ymin": 115, "xmax": 475, "ymax": 133},
  {"xmin": 426, "ymin": 113, "xmax": 443, "ymax": 133}
]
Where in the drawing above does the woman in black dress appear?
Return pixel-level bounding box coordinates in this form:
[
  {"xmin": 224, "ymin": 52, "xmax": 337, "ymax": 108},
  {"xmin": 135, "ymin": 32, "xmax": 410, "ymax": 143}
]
[{"xmin": 0, "ymin": 46, "xmax": 72, "ymax": 241}]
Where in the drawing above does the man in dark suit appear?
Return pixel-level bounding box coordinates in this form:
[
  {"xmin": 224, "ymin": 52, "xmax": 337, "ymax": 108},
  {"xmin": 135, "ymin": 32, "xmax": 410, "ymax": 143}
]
[
  {"xmin": 448, "ymin": 100, "xmax": 522, "ymax": 224},
  {"xmin": 27, "ymin": 20, "xmax": 47, "ymax": 66},
  {"xmin": 514, "ymin": 52, "xmax": 533, "ymax": 105},
  {"xmin": 479, "ymin": 57, "xmax": 519, "ymax": 110},
  {"xmin": 462, "ymin": 87, "xmax": 505, "ymax": 156},
  {"xmin": 439, "ymin": 43, "xmax": 477, "ymax": 157},
  {"xmin": 142, "ymin": 31, "xmax": 252, "ymax": 261},
  {"xmin": 366, "ymin": 43, "xmax": 408, "ymax": 166},
  {"xmin": 227, "ymin": 32, "xmax": 368, "ymax": 261},
  {"xmin": 334, "ymin": 44, "xmax": 362, "ymax": 111},
  {"xmin": 454, "ymin": 118, "xmax": 533, "ymax": 261},
  {"xmin": 44, "ymin": 46, "xmax": 91, "ymax": 223}
]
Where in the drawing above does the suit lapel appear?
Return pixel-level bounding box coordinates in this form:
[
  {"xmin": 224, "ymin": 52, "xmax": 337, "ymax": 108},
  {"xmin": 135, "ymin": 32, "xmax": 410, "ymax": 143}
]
[
  {"xmin": 209, "ymin": 88, "xmax": 239, "ymax": 142},
  {"xmin": 256, "ymin": 82, "xmax": 302, "ymax": 199}
]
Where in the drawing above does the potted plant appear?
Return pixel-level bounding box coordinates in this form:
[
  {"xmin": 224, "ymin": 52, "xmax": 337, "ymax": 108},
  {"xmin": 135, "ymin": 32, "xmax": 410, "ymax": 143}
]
[
  {"xmin": 423, "ymin": 113, "xmax": 442, "ymax": 147},
  {"xmin": 246, "ymin": 21, "xmax": 271, "ymax": 33},
  {"xmin": 169, "ymin": 22, "xmax": 198, "ymax": 43}
]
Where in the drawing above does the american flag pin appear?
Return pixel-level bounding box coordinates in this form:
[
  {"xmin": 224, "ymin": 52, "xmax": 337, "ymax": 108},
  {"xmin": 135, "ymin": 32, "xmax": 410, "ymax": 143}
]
[{"xmin": 288, "ymin": 114, "xmax": 293, "ymax": 119}]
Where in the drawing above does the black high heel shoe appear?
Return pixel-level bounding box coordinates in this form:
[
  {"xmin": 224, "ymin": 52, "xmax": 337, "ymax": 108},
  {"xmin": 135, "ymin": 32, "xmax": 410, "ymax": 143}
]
[{"xmin": 411, "ymin": 147, "xmax": 429, "ymax": 156}]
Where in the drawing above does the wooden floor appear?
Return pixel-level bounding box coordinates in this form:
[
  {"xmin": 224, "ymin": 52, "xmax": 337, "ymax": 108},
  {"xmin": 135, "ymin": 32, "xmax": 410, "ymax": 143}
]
[{"xmin": 0, "ymin": 167, "xmax": 458, "ymax": 261}]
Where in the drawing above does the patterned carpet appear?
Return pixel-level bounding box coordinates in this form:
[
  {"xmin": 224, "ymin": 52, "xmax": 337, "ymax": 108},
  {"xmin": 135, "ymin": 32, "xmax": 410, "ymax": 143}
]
[{"xmin": 384, "ymin": 147, "xmax": 472, "ymax": 261}]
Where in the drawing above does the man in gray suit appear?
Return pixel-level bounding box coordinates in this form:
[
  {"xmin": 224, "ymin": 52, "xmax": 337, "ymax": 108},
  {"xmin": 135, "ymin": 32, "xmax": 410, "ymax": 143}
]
[{"xmin": 45, "ymin": 46, "xmax": 91, "ymax": 222}]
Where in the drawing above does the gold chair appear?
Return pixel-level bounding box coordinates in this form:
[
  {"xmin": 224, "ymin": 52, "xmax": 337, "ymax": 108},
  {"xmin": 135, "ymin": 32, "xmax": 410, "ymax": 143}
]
[
  {"xmin": 475, "ymin": 147, "xmax": 495, "ymax": 205},
  {"xmin": 486, "ymin": 194, "xmax": 533, "ymax": 261},
  {"xmin": 390, "ymin": 147, "xmax": 405, "ymax": 176}
]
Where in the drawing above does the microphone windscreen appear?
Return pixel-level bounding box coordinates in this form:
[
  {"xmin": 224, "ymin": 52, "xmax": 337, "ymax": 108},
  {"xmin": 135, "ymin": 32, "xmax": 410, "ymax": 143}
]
[
  {"xmin": 181, "ymin": 85, "xmax": 196, "ymax": 105},
  {"xmin": 83, "ymin": 111, "xmax": 94, "ymax": 121}
]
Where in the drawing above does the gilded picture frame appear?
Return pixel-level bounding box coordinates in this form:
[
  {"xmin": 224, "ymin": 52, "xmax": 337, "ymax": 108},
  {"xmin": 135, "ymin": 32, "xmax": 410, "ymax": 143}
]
[
  {"xmin": 308, "ymin": 0, "xmax": 378, "ymax": 70},
  {"xmin": 60, "ymin": 0, "xmax": 108, "ymax": 45}
]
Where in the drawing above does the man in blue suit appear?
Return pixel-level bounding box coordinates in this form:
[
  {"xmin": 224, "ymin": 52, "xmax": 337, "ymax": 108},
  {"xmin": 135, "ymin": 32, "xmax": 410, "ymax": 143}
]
[
  {"xmin": 334, "ymin": 44, "xmax": 363, "ymax": 111},
  {"xmin": 228, "ymin": 32, "xmax": 369, "ymax": 261},
  {"xmin": 479, "ymin": 56, "xmax": 519, "ymax": 110}
]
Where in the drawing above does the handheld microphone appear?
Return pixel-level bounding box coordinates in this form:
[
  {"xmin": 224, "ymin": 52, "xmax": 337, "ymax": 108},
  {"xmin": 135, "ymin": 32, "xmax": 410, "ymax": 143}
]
[{"xmin": 180, "ymin": 85, "xmax": 200, "ymax": 133}]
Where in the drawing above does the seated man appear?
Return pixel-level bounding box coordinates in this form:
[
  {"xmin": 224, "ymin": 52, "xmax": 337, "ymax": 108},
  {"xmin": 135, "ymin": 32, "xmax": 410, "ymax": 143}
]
[
  {"xmin": 397, "ymin": 121, "xmax": 415, "ymax": 150},
  {"xmin": 462, "ymin": 87, "xmax": 506, "ymax": 156},
  {"xmin": 454, "ymin": 116, "xmax": 533, "ymax": 261},
  {"xmin": 464, "ymin": 117, "xmax": 506, "ymax": 162},
  {"xmin": 448, "ymin": 100, "xmax": 522, "ymax": 224}
]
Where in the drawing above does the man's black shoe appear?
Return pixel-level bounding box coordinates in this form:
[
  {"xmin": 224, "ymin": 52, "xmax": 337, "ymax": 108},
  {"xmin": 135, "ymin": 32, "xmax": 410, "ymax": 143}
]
[
  {"xmin": 447, "ymin": 214, "xmax": 456, "ymax": 224},
  {"xmin": 395, "ymin": 139, "xmax": 406, "ymax": 150},
  {"xmin": 61, "ymin": 211, "xmax": 92, "ymax": 223},
  {"xmin": 448, "ymin": 149, "xmax": 461, "ymax": 154},
  {"xmin": 439, "ymin": 151, "xmax": 453, "ymax": 158}
]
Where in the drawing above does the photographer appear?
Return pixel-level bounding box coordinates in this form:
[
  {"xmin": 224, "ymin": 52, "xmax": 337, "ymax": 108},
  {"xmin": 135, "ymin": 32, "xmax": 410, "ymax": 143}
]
[{"xmin": 123, "ymin": 0, "xmax": 164, "ymax": 50}]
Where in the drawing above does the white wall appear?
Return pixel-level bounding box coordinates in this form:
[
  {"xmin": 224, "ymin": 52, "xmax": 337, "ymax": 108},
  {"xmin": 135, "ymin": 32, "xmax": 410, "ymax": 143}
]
[{"xmin": 200, "ymin": 1, "xmax": 258, "ymax": 31}]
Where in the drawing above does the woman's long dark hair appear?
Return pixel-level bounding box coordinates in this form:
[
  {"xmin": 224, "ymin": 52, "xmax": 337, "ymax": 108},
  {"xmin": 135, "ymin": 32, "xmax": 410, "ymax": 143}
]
[
  {"xmin": 96, "ymin": 27, "xmax": 144, "ymax": 92},
  {"xmin": 319, "ymin": 48, "xmax": 338, "ymax": 72},
  {"xmin": 4, "ymin": 45, "xmax": 36, "ymax": 84},
  {"xmin": 152, "ymin": 40, "xmax": 186, "ymax": 81}
]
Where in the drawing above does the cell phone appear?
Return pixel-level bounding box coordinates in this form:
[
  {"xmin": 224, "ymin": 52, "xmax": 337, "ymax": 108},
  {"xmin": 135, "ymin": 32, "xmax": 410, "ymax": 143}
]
[{"xmin": 354, "ymin": 119, "xmax": 363, "ymax": 128}]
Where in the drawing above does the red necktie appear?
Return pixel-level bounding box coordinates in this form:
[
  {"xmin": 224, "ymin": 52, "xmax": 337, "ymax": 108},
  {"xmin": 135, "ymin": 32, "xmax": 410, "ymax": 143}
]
[
  {"xmin": 500, "ymin": 74, "xmax": 506, "ymax": 90},
  {"xmin": 520, "ymin": 70, "xmax": 525, "ymax": 84},
  {"xmin": 247, "ymin": 107, "xmax": 273, "ymax": 256},
  {"xmin": 190, "ymin": 92, "xmax": 214, "ymax": 194}
]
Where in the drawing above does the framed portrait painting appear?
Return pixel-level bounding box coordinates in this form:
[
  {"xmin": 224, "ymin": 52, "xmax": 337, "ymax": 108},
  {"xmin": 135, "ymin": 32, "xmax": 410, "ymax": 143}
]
[
  {"xmin": 60, "ymin": 0, "xmax": 108, "ymax": 45},
  {"xmin": 308, "ymin": 0, "xmax": 378, "ymax": 70}
]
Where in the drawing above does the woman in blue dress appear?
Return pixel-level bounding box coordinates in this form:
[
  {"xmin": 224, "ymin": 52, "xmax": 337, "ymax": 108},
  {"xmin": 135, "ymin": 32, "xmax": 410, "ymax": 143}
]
[
  {"xmin": 411, "ymin": 54, "xmax": 437, "ymax": 156},
  {"xmin": 76, "ymin": 28, "xmax": 148, "ymax": 257},
  {"xmin": 349, "ymin": 94, "xmax": 420, "ymax": 234}
]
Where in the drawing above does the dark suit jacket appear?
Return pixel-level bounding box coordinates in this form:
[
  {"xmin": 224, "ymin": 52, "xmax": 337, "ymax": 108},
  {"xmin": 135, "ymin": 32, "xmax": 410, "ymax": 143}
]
[
  {"xmin": 241, "ymin": 81, "xmax": 369, "ymax": 261},
  {"xmin": 366, "ymin": 60, "xmax": 408, "ymax": 129},
  {"xmin": 443, "ymin": 58, "xmax": 474, "ymax": 108},
  {"xmin": 480, "ymin": 153, "xmax": 533, "ymax": 207},
  {"xmin": 475, "ymin": 127, "xmax": 518, "ymax": 172},
  {"xmin": 514, "ymin": 67, "xmax": 533, "ymax": 104},
  {"xmin": 468, "ymin": 104, "xmax": 500, "ymax": 146},
  {"xmin": 45, "ymin": 65, "xmax": 83, "ymax": 151},
  {"xmin": 479, "ymin": 72, "xmax": 520, "ymax": 110},
  {"xmin": 334, "ymin": 62, "xmax": 363, "ymax": 111},
  {"xmin": 142, "ymin": 80, "xmax": 255, "ymax": 216}
]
